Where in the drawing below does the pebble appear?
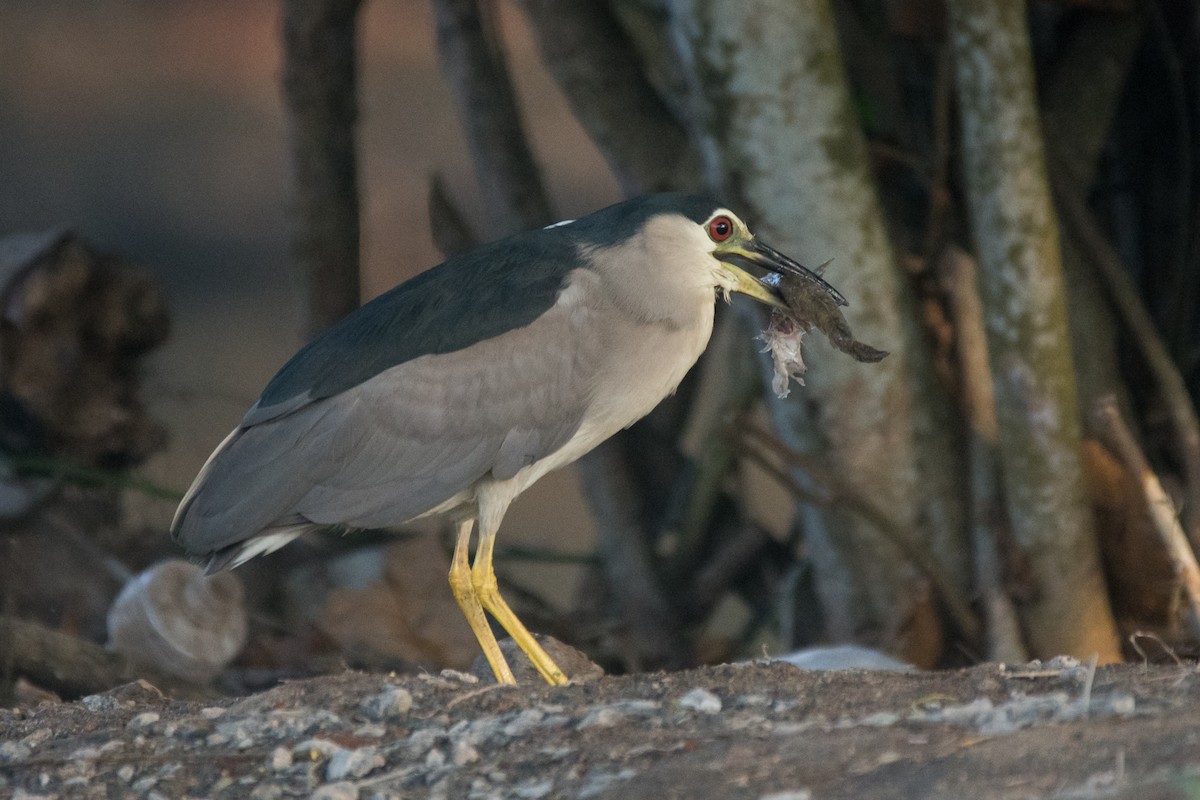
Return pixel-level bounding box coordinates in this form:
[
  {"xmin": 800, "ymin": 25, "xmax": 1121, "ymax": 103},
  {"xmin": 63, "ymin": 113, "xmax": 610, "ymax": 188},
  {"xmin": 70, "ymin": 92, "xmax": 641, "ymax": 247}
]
[
  {"xmin": 270, "ymin": 746, "xmax": 294, "ymax": 771},
  {"xmin": 451, "ymin": 739, "xmax": 480, "ymax": 766},
  {"xmin": 79, "ymin": 694, "xmax": 120, "ymax": 713},
  {"xmin": 311, "ymin": 782, "xmax": 359, "ymax": 800},
  {"xmin": 1106, "ymin": 693, "xmax": 1135, "ymax": 715},
  {"xmin": 250, "ymin": 784, "xmax": 284, "ymax": 800},
  {"xmin": 294, "ymin": 738, "xmax": 343, "ymax": 761},
  {"xmin": 117, "ymin": 765, "xmax": 135, "ymax": 782},
  {"xmin": 326, "ymin": 746, "xmax": 384, "ymax": 781},
  {"xmin": 577, "ymin": 707, "xmax": 625, "ymax": 730},
  {"xmin": 678, "ymin": 688, "xmax": 722, "ymax": 714},
  {"xmin": 360, "ymin": 687, "xmax": 414, "ymax": 720},
  {"xmin": 353, "ymin": 723, "xmax": 387, "ymax": 739},
  {"xmin": 503, "ymin": 709, "xmax": 545, "ymax": 737},
  {"xmin": 127, "ymin": 712, "xmax": 160, "ymax": 730},
  {"xmin": 425, "ymin": 747, "xmax": 447, "ymax": 769},
  {"xmin": 758, "ymin": 792, "xmax": 812, "ymax": 800},
  {"xmin": 0, "ymin": 742, "xmax": 32, "ymax": 762},
  {"xmin": 20, "ymin": 729, "xmax": 52, "ymax": 749},
  {"xmin": 512, "ymin": 778, "xmax": 554, "ymax": 799},
  {"xmin": 200, "ymin": 707, "xmax": 227, "ymax": 720}
]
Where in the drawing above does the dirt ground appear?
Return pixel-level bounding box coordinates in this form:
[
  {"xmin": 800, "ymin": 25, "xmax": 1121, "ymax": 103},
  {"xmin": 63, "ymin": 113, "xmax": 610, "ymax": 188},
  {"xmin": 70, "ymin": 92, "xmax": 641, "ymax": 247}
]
[{"xmin": 3, "ymin": 650, "xmax": 1200, "ymax": 800}]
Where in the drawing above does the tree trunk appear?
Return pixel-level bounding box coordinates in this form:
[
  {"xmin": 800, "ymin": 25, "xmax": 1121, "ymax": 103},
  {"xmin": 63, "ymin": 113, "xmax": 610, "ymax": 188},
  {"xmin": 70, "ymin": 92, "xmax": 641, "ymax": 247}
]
[
  {"xmin": 671, "ymin": 0, "xmax": 966, "ymax": 652},
  {"xmin": 946, "ymin": 0, "xmax": 1121, "ymax": 661},
  {"xmin": 432, "ymin": 0, "xmax": 552, "ymax": 233},
  {"xmin": 281, "ymin": 0, "xmax": 363, "ymax": 338}
]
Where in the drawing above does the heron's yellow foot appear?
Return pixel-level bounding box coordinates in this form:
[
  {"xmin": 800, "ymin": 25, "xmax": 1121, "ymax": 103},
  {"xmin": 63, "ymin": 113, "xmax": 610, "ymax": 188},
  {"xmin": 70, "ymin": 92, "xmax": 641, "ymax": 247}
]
[
  {"xmin": 449, "ymin": 521, "xmax": 516, "ymax": 684},
  {"xmin": 472, "ymin": 535, "xmax": 569, "ymax": 686}
]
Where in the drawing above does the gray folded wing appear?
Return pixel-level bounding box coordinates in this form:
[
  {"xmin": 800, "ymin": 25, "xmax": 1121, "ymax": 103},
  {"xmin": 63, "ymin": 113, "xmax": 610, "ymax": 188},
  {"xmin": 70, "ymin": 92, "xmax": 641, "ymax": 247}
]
[{"xmin": 171, "ymin": 285, "xmax": 596, "ymax": 557}]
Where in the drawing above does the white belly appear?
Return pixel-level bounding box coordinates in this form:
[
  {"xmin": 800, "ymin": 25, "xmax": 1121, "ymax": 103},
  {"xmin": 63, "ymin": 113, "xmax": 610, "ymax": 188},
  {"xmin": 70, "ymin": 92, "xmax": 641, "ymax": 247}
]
[{"xmin": 477, "ymin": 294, "xmax": 716, "ymax": 515}]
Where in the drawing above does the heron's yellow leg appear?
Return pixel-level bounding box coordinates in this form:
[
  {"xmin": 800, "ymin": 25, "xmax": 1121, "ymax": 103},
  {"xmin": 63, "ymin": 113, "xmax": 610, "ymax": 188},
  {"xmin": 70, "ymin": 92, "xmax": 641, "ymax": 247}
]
[
  {"xmin": 448, "ymin": 518, "xmax": 515, "ymax": 684},
  {"xmin": 472, "ymin": 530, "xmax": 569, "ymax": 685}
]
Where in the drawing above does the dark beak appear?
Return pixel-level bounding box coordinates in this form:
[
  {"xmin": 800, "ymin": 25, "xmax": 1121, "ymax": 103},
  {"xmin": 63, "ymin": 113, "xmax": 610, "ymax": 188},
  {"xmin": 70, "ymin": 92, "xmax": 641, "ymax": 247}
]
[{"xmin": 716, "ymin": 239, "xmax": 848, "ymax": 307}]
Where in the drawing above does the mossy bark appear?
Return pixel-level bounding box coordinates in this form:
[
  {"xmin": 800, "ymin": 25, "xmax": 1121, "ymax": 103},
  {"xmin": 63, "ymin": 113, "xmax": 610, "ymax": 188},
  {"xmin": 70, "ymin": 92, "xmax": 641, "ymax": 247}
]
[
  {"xmin": 947, "ymin": 0, "xmax": 1121, "ymax": 661},
  {"xmin": 672, "ymin": 0, "xmax": 966, "ymax": 649}
]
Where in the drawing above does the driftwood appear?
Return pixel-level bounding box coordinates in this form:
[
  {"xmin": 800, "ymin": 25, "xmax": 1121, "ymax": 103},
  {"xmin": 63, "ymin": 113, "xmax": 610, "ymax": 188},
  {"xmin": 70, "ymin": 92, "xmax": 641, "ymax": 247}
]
[
  {"xmin": 0, "ymin": 616, "xmax": 200, "ymax": 700},
  {"xmin": 0, "ymin": 231, "xmax": 167, "ymax": 470}
]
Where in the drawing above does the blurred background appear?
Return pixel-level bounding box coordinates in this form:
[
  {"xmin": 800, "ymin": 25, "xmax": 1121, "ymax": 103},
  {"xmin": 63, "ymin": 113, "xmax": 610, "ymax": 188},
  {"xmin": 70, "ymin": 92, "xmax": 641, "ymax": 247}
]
[{"xmin": 3, "ymin": 0, "xmax": 1200, "ymax": 699}]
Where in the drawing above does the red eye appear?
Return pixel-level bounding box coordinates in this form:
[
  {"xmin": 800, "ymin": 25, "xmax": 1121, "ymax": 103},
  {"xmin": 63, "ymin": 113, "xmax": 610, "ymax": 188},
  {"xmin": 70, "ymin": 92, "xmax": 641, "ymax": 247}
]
[{"xmin": 708, "ymin": 215, "xmax": 733, "ymax": 242}]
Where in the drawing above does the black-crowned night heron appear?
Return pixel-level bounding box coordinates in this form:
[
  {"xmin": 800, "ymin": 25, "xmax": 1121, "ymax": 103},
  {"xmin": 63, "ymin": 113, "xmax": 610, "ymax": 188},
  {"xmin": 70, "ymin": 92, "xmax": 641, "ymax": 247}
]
[{"xmin": 171, "ymin": 193, "xmax": 843, "ymax": 685}]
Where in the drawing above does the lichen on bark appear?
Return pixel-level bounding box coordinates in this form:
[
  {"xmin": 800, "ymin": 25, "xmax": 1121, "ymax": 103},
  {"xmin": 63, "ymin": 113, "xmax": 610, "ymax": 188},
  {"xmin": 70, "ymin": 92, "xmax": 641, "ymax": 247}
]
[
  {"xmin": 671, "ymin": 0, "xmax": 966, "ymax": 650},
  {"xmin": 947, "ymin": 0, "xmax": 1120, "ymax": 661}
]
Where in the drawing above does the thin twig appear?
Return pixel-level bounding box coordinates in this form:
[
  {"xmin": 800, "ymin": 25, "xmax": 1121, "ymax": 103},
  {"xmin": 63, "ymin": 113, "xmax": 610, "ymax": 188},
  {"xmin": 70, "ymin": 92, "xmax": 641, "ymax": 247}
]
[
  {"xmin": 937, "ymin": 246, "xmax": 1028, "ymax": 663},
  {"xmin": 1054, "ymin": 176, "xmax": 1200, "ymax": 550},
  {"xmin": 432, "ymin": 0, "xmax": 553, "ymax": 232},
  {"xmin": 518, "ymin": 0, "xmax": 699, "ymax": 193},
  {"xmin": 1093, "ymin": 397, "xmax": 1200, "ymax": 637}
]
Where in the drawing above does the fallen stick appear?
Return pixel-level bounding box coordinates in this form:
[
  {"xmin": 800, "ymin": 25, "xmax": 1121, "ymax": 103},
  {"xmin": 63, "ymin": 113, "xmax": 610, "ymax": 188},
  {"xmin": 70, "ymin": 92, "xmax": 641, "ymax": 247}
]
[{"xmin": 1092, "ymin": 397, "xmax": 1200, "ymax": 637}]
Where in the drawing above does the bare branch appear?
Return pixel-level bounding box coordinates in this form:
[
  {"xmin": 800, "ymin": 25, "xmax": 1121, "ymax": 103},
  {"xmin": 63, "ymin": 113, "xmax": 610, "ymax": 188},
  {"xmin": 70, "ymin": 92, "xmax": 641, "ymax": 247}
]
[
  {"xmin": 432, "ymin": 0, "xmax": 552, "ymax": 232},
  {"xmin": 1093, "ymin": 397, "xmax": 1200, "ymax": 637},
  {"xmin": 517, "ymin": 0, "xmax": 700, "ymax": 194},
  {"xmin": 1053, "ymin": 177, "xmax": 1200, "ymax": 552},
  {"xmin": 428, "ymin": 174, "xmax": 478, "ymax": 258},
  {"xmin": 937, "ymin": 246, "xmax": 1028, "ymax": 662},
  {"xmin": 281, "ymin": 0, "xmax": 363, "ymax": 337}
]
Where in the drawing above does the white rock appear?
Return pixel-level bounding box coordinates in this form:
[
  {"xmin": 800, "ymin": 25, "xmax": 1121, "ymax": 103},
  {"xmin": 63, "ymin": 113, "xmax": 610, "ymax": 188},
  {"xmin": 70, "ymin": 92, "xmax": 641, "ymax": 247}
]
[
  {"xmin": 326, "ymin": 747, "xmax": 384, "ymax": 781},
  {"xmin": 678, "ymin": 688, "xmax": 722, "ymax": 714},
  {"xmin": 310, "ymin": 782, "xmax": 359, "ymax": 800}
]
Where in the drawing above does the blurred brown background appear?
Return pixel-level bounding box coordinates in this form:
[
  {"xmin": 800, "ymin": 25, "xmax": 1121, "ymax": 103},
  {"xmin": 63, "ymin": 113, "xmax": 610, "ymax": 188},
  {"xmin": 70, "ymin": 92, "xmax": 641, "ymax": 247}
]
[{"xmin": 0, "ymin": 0, "xmax": 626, "ymax": 609}]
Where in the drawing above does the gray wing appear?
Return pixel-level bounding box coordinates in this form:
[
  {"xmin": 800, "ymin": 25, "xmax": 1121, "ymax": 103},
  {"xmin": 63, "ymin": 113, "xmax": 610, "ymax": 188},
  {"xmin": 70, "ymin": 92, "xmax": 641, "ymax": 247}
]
[{"xmin": 172, "ymin": 283, "xmax": 598, "ymax": 556}]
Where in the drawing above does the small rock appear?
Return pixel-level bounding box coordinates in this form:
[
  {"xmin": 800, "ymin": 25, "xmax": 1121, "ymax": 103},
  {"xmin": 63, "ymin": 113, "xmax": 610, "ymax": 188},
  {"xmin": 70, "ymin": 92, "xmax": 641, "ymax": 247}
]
[
  {"xmin": 200, "ymin": 707, "xmax": 227, "ymax": 720},
  {"xmin": 1106, "ymin": 693, "xmax": 1136, "ymax": 715},
  {"xmin": 512, "ymin": 778, "xmax": 555, "ymax": 799},
  {"xmin": 451, "ymin": 739, "xmax": 480, "ymax": 766},
  {"xmin": 678, "ymin": 688, "xmax": 722, "ymax": 714},
  {"xmin": 117, "ymin": 765, "xmax": 135, "ymax": 782},
  {"xmin": 156, "ymin": 762, "xmax": 182, "ymax": 781},
  {"xmin": 294, "ymin": 738, "xmax": 343, "ymax": 761},
  {"xmin": 249, "ymin": 784, "xmax": 283, "ymax": 800},
  {"xmin": 424, "ymin": 747, "xmax": 446, "ymax": 769},
  {"xmin": 127, "ymin": 712, "xmax": 160, "ymax": 730},
  {"xmin": 503, "ymin": 708, "xmax": 545, "ymax": 737},
  {"xmin": 20, "ymin": 729, "xmax": 52, "ymax": 749},
  {"xmin": 759, "ymin": 792, "xmax": 812, "ymax": 800},
  {"xmin": 858, "ymin": 711, "xmax": 901, "ymax": 727},
  {"xmin": 578, "ymin": 767, "xmax": 637, "ymax": 799},
  {"xmin": 360, "ymin": 687, "xmax": 413, "ymax": 721},
  {"xmin": 326, "ymin": 747, "xmax": 384, "ymax": 781},
  {"xmin": 311, "ymin": 782, "xmax": 359, "ymax": 800},
  {"xmin": 80, "ymin": 694, "xmax": 121, "ymax": 713},
  {"xmin": 270, "ymin": 746, "xmax": 294, "ymax": 771},
  {"xmin": 0, "ymin": 742, "xmax": 31, "ymax": 762},
  {"xmin": 577, "ymin": 707, "xmax": 625, "ymax": 730},
  {"xmin": 131, "ymin": 776, "xmax": 158, "ymax": 792}
]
